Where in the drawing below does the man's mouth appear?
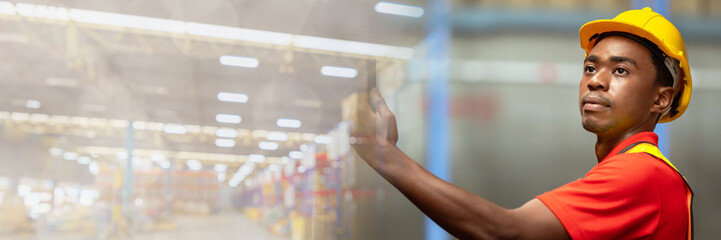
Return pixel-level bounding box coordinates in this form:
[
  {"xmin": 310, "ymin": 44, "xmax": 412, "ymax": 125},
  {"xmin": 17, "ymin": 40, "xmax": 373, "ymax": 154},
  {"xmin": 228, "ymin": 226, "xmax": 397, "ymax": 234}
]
[{"xmin": 581, "ymin": 95, "xmax": 611, "ymax": 111}]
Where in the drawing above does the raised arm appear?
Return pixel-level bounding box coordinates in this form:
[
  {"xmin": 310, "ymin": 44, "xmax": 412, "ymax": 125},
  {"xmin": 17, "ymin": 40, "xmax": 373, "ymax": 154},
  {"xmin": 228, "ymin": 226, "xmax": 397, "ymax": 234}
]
[{"xmin": 350, "ymin": 89, "xmax": 569, "ymax": 240}]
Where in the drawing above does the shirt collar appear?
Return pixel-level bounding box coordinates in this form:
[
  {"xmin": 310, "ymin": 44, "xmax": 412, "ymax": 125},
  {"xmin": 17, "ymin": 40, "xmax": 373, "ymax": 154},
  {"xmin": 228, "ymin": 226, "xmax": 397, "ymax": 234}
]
[{"xmin": 603, "ymin": 131, "xmax": 659, "ymax": 161}]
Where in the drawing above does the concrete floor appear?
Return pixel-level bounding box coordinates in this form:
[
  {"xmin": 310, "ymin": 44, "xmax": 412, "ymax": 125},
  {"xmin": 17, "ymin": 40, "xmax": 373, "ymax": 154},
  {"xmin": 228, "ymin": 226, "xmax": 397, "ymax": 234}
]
[
  {"xmin": 1, "ymin": 211, "xmax": 289, "ymax": 240},
  {"xmin": 133, "ymin": 212, "xmax": 289, "ymax": 240}
]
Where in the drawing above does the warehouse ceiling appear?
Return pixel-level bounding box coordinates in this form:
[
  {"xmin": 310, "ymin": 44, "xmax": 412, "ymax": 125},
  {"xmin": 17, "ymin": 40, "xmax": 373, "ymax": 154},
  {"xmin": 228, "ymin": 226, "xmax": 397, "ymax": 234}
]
[{"xmin": 0, "ymin": 0, "xmax": 425, "ymax": 179}]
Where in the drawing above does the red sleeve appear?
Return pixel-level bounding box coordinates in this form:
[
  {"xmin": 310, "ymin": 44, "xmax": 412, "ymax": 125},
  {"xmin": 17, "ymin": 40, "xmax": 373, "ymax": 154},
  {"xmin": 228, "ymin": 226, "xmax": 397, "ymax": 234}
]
[{"xmin": 536, "ymin": 153, "xmax": 662, "ymax": 240}]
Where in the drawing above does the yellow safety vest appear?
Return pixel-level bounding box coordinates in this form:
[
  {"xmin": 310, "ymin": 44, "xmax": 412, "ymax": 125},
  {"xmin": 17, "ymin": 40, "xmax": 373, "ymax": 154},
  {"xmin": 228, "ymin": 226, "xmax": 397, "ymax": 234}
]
[{"xmin": 624, "ymin": 142, "xmax": 693, "ymax": 240}]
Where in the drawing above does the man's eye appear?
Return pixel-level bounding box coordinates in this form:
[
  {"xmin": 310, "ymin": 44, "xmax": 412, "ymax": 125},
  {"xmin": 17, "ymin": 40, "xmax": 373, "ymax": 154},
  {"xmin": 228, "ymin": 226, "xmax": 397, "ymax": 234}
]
[
  {"xmin": 584, "ymin": 66, "xmax": 596, "ymax": 73},
  {"xmin": 614, "ymin": 68, "xmax": 627, "ymax": 74}
]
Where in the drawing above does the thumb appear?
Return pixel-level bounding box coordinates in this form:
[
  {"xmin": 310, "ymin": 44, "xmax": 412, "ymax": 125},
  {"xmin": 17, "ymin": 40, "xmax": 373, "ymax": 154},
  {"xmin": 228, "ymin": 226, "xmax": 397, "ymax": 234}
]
[{"xmin": 371, "ymin": 88, "xmax": 392, "ymax": 117}]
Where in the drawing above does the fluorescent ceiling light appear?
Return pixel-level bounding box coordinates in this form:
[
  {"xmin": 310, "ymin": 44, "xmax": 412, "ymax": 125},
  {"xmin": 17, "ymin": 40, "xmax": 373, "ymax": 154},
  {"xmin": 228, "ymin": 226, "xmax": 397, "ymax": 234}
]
[
  {"xmin": 49, "ymin": 147, "xmax": 63, "ymax": 156},
  {"xmin": 158, "ymin": 161, "xmax": 171, "ymax": 169},
  {"xmin": 63, "ymin": 152, "xmax": 78, "ymax": 161},
  {"xmin": 229, "ymin": 177, "xmax": 243, "ymax": 187},
  {"xmin": 217, "ymin": 92, "xmax": 248, "ymax": 103},
  {"xmin": 289, "ymin": 151, "xmax": 304, "ymax": 159},
  {"xmin": 214, "ymin": 164, "xmax": 228, "ymax": 172},
  {"xmin": 150, "ymin": 153, "xmax": 166, "ymax": 162},
  {"xmin": 249, "ymin": 154, "xmax": 265, "ymax": 163},
  {"xmin": 266, "ymin": 131, "xmax": 288, "ymax": 141},
  {"xmin": 277, "ymin": 118, "xmax": 301, "ymax": 128},
  {"xmin": 0, "ymin": 2, "xmax": 15, "ymax": 15},
  {"xmin": 88, "ymin": 162, "xmax": 100, "ymax": 175},
  {"xmin": 77, "ymin": 156, "xmax": 91, "ymax": 165},
  {"xmin": 186, "ymin": 159, "xmax": 203, "ymax": 171},
  {"xmin": 15, "ymin": 3, "xmax": 69, "ymax": 20},
  {"xmin": 259, "ymin": 141, "xmax": 279, "ymax": 150},
  {"xmin": 321, "ymin": 66, "xmax": 358, "ymax": 78},
  {"xmin": 219, "ymin": 55, "xmax": 259, "ymax": 68},
  {"xmin": 300, "ymin": 144, "xmax": 309, "ymax": 152},
  {"xmin": 17, "ymin": 184, "xmax": 31, "ymax": 197},
  {"xmin": 375, "ymin": 2, "xmax": 425, "ymax": 18},
  {"xmin": 237, "ymin": 162, "xmax": 255, "ymax": 174},
  {"xmin": 26, "ymin": 100, "xmax": 41, "ymax": 109},
  {"xmin": 215, "ymin": 138, "xmax": 236, "ymax": 148},
  {"xmin": 268, "ymin": 164, "xmax": 280, "ymax": 172},
  {"xmin": 216, "ymin": 128, "xmax": 238, "ymax": 138},
  {"xmin": 216, "ymin": 114, "xmax": 242, "ymax": 124},
  {"xmin": 163, "ymin": 124, "xmax": 187, "ymax": 134},
  {"xmin": 314, "ymin": 135, "xmax": 332, "ymax": 144}
]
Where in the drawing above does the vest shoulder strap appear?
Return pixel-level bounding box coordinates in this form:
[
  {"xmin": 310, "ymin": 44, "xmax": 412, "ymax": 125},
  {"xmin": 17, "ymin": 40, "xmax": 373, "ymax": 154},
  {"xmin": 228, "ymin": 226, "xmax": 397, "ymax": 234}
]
[{"xmin": 626, "ymin": 142, "xmax": 681, "ymax": 174}]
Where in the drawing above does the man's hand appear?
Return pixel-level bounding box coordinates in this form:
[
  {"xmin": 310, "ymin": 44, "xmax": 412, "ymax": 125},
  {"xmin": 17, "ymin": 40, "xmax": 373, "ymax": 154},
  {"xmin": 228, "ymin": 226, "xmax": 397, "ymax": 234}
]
[{"xmin": 350, "ymin": 88, "xmax": 398, "ymax": 169}]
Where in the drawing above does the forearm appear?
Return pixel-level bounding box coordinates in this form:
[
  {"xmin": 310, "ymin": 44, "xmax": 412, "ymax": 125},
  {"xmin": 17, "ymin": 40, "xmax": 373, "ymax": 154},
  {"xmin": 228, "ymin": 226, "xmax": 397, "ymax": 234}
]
[{"xmin": 372, "ymin": 146, "xmax": 517, "ymax": 239}]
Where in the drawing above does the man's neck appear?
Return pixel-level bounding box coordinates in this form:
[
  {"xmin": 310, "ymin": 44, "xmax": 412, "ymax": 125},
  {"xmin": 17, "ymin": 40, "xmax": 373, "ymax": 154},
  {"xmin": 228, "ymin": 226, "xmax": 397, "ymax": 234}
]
[{"xmin": 594, "ymin": 127, "xmax": 655, "ymax": 162}]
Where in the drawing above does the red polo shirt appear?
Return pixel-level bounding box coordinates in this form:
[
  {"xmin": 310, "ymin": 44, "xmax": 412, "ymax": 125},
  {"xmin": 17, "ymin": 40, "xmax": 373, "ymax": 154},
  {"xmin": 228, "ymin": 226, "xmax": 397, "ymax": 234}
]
[{"xmin": 537, "ymin": 132, "xmax": 690, "ymax": 239}]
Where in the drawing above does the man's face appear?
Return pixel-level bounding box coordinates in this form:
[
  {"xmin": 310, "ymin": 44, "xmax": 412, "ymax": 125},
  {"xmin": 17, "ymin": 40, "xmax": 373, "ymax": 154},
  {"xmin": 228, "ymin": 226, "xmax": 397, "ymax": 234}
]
[{"xmin": 579, "ymin": 36, "xmax": 658, "ymax": 135}]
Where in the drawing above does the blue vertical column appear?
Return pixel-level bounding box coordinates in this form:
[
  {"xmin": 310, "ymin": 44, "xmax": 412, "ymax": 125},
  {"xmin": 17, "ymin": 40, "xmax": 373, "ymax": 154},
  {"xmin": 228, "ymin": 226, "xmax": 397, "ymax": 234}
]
[
  {"xmin": 425, "ymin": 0, "xmax": 451, "ymax": 239},
  {"xmin": 631, "ymin": 0, "xmax": 671, "ymax": 155}
]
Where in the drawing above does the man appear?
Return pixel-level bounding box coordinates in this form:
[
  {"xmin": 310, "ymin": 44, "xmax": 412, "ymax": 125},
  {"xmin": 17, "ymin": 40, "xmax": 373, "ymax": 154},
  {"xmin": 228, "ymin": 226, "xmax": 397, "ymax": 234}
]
[{"xmin": 351, "ymin": 8, "xmax": 693, "ymax": 239}]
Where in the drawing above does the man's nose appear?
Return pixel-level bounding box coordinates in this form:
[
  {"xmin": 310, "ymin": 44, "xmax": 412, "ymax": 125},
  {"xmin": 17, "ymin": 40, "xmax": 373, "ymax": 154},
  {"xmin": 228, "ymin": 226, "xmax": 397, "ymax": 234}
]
[{"xmin": 587, "ymin": 70, "xmax": 609, "ymax": 91}]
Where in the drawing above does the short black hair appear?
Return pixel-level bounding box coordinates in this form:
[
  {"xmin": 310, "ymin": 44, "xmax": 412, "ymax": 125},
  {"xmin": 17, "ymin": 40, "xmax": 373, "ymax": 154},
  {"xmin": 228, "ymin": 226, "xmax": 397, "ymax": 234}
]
[{"xmin": 645, "ymin": 40, "xmax": 674, "ymax": 88}]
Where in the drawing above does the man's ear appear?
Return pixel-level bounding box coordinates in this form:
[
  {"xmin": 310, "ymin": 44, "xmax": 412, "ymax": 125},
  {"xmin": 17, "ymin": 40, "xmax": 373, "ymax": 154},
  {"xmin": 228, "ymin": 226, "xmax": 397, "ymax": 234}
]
[{"xmin": 652, "ymin": 86, "xmax": 675, "ymax": 114}]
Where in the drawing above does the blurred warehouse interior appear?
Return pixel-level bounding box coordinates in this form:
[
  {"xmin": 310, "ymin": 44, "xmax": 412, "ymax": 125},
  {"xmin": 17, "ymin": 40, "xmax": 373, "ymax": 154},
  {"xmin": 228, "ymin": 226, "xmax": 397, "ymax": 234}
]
[{"xmin": 0, "ymin": 0, "xmax": 720, "ymax": 239}]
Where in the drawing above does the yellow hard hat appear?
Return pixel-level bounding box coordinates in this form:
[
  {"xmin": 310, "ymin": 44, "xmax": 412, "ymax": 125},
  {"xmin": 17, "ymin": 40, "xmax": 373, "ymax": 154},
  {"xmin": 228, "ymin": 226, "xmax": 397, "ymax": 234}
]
[{"xmin": 579, "ymin": 7, "xmax": 691, "ymax": 123}]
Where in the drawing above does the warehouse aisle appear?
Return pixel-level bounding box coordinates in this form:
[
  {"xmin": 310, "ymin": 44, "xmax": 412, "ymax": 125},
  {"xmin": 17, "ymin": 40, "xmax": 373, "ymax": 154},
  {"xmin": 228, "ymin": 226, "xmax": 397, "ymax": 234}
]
[
  {"xmin": 133, "ymin": 211, "xmax": 289, "ymax": 240},
  {"xmin": 1, "ymin": 210, "xmax": 288, "ymax": 240}
]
